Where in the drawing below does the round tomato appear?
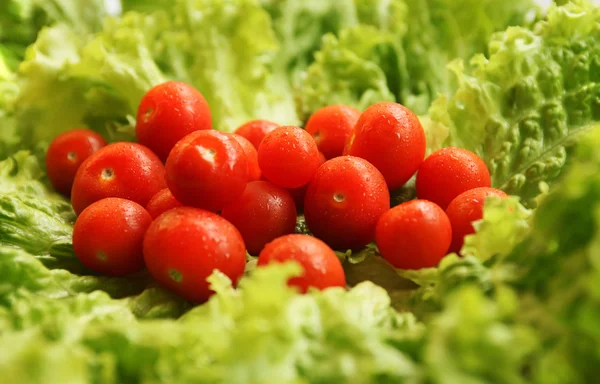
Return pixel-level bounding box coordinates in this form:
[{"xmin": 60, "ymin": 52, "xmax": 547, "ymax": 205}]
[
  {"xmin": 234, "ymin": 119, "xmax": 279, "ymax": 150},
  {"xmin": 344, "ymin": 102, "xmax": 426, "ymax": 190},
  {"xmin": 136, "ymin": 81, "xmax": 212, "ymax": 161},
  {"xmin": 305, "ymin": 104, "xmax": 360, "ymax": 160},
  {"xmin": 73, "ymin": 198, "xmax": 152, "ymax": 276},
  {"xmin": 143, "ymin": 207, "xmax": 246, "ymax": 302},
  {"xmin": 258, "ymin": 126, "xmax": 320, "ymax": 189},
  {"xmin": 45, "ymin": 129, "xmax": 107, "ymax": 196},
  {"xmin": 231, "ymin": 133, "xmax": 261, "ymax": 181},
  {"xmin": 166, "ymin": 130, "xmax": 249, "ymax": 212},
  {"xmin": 146, "ymin": 188, "xmax": 183, "ymax": 219},
  {"xmin": 221, "ymin": 181, "xmax": 297, "ymax": 255},
  {"xmin": 304, "ymin": 156, "xmax": 390, "ymax": 250},
  {"xmin": 446, "ymin": 187, "xmax": 508, "ymax": 254},
  {"xmin": 376, "ymin": 200, "xmax": 452, "ymax": 270},
  {"xmin": 71, "ymin": 142, "xmax": 166, "ymax": 215},
  {"xmin": 416, "ymin": 147, "xmax": 491, "ymax": 209},
  {"xmin": 257, "ymin": 234, "xmax": 346, "ymax": 293}
]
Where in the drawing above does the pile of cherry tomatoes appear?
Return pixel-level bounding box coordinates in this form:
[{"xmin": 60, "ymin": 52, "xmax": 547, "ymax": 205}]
[{"xmin": 45, "ymin": 81, "xmax": 506, "ymax": 302}]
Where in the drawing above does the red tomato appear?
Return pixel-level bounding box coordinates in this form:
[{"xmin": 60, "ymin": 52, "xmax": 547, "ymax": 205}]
[
  {"xmin": 287, "ymin": 152, "xmax": 326, "ymax": 212},
  {"xmin": 344, "ymin": 102, "xmax": 426, "ymax": 190},
  {"xmin": 71, "ymin": 142, "xmax": 166, "ymax": 215},
  {"xmin": 258, "ymin": 126, "xmax": 320, "ymax": 189},
  {"xmin": 136, "ymin": 81, "xmax": 212, "ymax": 161},
  {"xmin": 376, "ymin": 200, "xmax": 452, "ymax": 270},
  {"xmin": 257, "ymin": 234, "xmax": 346, "ymax": 293},
  {"xmin": 165, "ymin": 130, "xmax": 249, "ymax": 212},
  {"xmin": 231, "ymin": 133, "xmax": 261, "ymax": 181},
  {"xmin": 73, "ymin": 198, "xmax": 152, "ymax": 276},
  {"xmin": 305, "ymin": 104, "xmax": 360, "ymax": 159},
  {"xmin": 234, "ymin": 119, "xmax": 279, "ymax": 150},
  {"xmin": 416, "ymin": 147, "xmax": 491, "ymax": 209},
  {"xmin": 446, "ymin": 187, "xmax": 508, "ymax": 253},
  {"xmin": 146, "ymin": 188, "xmax": 183, "ymax": 219},
  {"xmin": 143, "ymin": 207, "xmax": 246, "ymax": 302},
  {"xmin": 221, "ymin": 181, "xmax": 297, "ymax": 255},
  {"xmin": 45, "ymin": 129, "xmax": 107, "ymax": 196},
  {"xmin": 304, "ymin": 156, "xmax": 390, "ymax": 250}
]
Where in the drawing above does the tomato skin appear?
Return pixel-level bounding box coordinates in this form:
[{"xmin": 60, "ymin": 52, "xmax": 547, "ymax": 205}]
[
  {"xmin": 146, "ymin": 188, "xmax": 183, "ymax": 219},
  {"xmin": 344, "ymin": 102, "xmax": 426, "ymax": 190},
  {"xmin": 257, "ymin": 234, "xmax": 345, "ymax": 293},
  {"xmin": 416, "ymin": 147, "xmax": 491, "ymax": 210},
  {"xmin": 166, "ymin": 130, "xmax": 249, "ymax": 212},
  {"xmin": 287, "ymin": 152, "xmax": 326, "ymax": 212},
  {"xmin": 446, "ymin": 187, "xmax": 508, "ymax": 253},
  {"xmin": 143, "ymin": 207, "xmax": 246, "ymax": 302},
  {"xmin": 221, "ymin": 181, "xmax": 297, "ymax": 255},
  {"xmin": 231, "ymin": 134, "xmax": 261, "ymax": 181},
  {"xmin": 304, "ymin": 156, "xmax": 390, "ymax": 250},
  {"xmin": 258, "ymin": 126, "xmax": 320, "ymax": 189},
  {"xmin": 305, "ymin": 105, "xmax": 360, "ymax": 160},
  {"xmin": 71, "ymin": 142, "xmax": 166, "ymax": 215},
  {"xmin": 376, "ymin": 200, "xmax": 452, "ymax": 270},
  {"xmin": 45, "ymin": 129, "xmax": 107, "ymax": 196},
  {"xmin": 234, "ymin": 119, "xmax": 279, "ymax": 150},
  {"xmin": 136, "ymin": 81, "xmax": 212, "ymax": 162},
  {"xmin": 73, "ymin": 198, "xmax": 152, "ymax": 276}
]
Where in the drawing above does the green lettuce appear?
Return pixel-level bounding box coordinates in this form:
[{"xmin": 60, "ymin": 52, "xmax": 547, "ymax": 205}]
[
  {"xmin": 433, "ymin": 0, "xmax": 600, "ymax": 205},
  {"xmin": 299, "ymin": 0, "xmax": 536, "ymax": 118}
]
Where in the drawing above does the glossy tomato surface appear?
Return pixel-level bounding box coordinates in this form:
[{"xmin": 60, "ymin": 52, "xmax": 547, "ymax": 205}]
[
  {"xmin": 344, "ymin": 102, "xmax": 426, "ymax": 190},
  {"xmin": 136, "ymin": 81, "xmax": 212, "ymax": 161},
  {"xmin": 376, "ymin": 200, "xmax": 452, "ymax": 270},
  {"xmin": 231, "ymin": 133, "xmax": 261, "ymax": 181},
  {"xmin": 258, "ymin": 126, "xmax": 320, "ymax": 189},
  {"xmin": 45, "ymin": 129, "xmax": 107, "ymax": 196},
  {"xmin": 305, "ymin": 104, "xmax": 360, "ymax": 159},
  {"xmin": 146, "ymin": 188, "xmax": 183, "ymax": 219},
  {"xmin": 221, "ymin": 181, "xmax": 297, "ymax": 255},
  {"xmin": 71, "ymin": 142, "xmax": 166, "ymax": 215},
  {"xmin": 166, "ymin": 130, "xmax": 249, "ymax": 212},
  {"xmin": 304, "ymin": 156, "xmax": 390, "ymax": 250},
  {"xmin": 257, "ymin": 234, "xmax": 346, "ymax": 293},
  {"xmin": 287, "ymin": 151, "xmax": 326, "ymax": 212},
  {"xmin": 143, "ymin": 207, "xmax": 247, "ymax": 302},
  {"xmin": 416, "ymin": 147, "xmax": 491, "ymax": 209},
  {"xmin": 73, "ymin": 198, "xmax": 152, "ymax": 276},
  {"xmin": 445, "ymin": 187, "xmax": 508, "ymax": 253},
  {"xmin": 234, "ymin": 119, "xmax": 279, "ymax": 150}
]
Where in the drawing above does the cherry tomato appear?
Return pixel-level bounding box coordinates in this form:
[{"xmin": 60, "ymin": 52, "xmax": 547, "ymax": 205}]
[
  {"xmin": 146, "ymin": 188, "xmax": 183, "ymax": 219},
  {"xmin": 257, "ymin": 234, "xmax": 346, "ymax": 293},
  {"xmin": 375, "ymin": 200, "xmax": 452, "ymax": 270},
  {"xmin": 231, "ymin": 133, "xmax": 261, "ymax": 181},
  {"xmin": 446, "ymin": 187, "xmax": 508, "ymax": 253},
  {"xmin": 416, "ymin": 147, "xmax": 491, "ymax": 209},
  {"xmin": 45, "ymin": 129, "xmax": 107, "ymax": 196},
  {"xmin": 221, "ymin": 181, "xmax": 296, "ymax": 255},
  {"xmin": 287, "ymin": 152, "xmax": 326, "ymax": 212},
  {"xmin": 166, "ymin": 130, "xmax": 249, "ymax": 212},
  {"xmin": 344, "ymin": 102, "xmax": 426, "ymax": 190},
  {"xmin": 258, "ymin": 126, "xmax": 320, "ymax": 189},
  {"xmin": 136, "ymin": 81, "xmax": 212, "ymax": 162},
  {"xmin": 71, "ymin": 142, "xmax": 166, "ymax": 215},
  {"xmin": 73, "ymin": 198, "xmax": 152, "ymax": 276},
  {"xmin": 234, "ymin": 119, "xmax": 279, "ymax": 150},
  {"xmin": 143, "ymin": 207, "xmax": 246, "ymax": 302},
  {"xmin": 305, "ymin": 104, "xmax": 360, "ymax": 160},
  {"xmin": 304, "ymin": 156, "xmax": 390, "ymax": 250}
]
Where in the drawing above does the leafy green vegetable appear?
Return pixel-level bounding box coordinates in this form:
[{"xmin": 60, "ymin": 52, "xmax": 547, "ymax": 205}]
[
  {"xmin": 299, "ymin": 0, "xmax": 536, "ymax": 118},
  {"xmin": 434, "ymin": 0, "xmax": 600, "ymax": 205}
]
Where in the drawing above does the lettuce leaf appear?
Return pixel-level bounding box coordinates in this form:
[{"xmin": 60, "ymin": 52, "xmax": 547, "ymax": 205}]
[{"xmin": 434, "ymin": 0, "xmax": 600, "ymax": 205}]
